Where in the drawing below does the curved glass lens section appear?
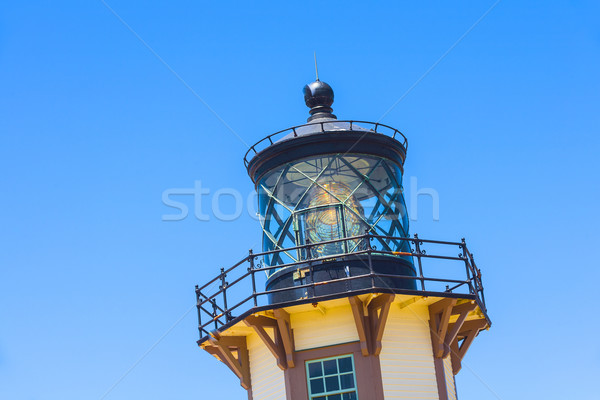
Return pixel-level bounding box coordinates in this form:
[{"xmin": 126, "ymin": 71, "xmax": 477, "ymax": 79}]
[
  {"xmin": 305, "ymin": 181, "xmax": 367, "ymax": 257},
  {"xmin": 258, "ymin": 153, "xmax": 410, "ymax": 275}
]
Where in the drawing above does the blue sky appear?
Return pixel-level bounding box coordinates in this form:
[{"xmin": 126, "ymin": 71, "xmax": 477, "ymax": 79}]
[{"xmin": 1, "ymin": 1, "xmax": 599, "ymax": 399}]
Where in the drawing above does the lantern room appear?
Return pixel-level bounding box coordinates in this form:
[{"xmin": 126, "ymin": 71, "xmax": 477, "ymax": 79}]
[{"xmin": 246, "ymin": 80, "xmax": 416, "ymax": 302}]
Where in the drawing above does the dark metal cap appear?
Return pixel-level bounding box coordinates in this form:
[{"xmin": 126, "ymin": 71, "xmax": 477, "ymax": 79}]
[{"xmin": 303, "ymin": 80, "xmax": 337, "ymax": 122}]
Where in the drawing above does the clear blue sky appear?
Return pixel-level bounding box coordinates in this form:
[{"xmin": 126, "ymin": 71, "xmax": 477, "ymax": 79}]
[{"xmin": 1, "ymin": 1, "xmax": 599, "ymax": 399}]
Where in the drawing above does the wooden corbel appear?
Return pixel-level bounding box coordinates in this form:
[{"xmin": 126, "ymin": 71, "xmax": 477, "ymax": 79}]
[
  {"xmin": 244, "ymin": 312, "xmax": 294, "ymax": 370},
  {"xmin": 349, "ymin": 296, "xmax": 372, "ymax": 357},
  {"xmin": 349, "ymin": 294, "xmax": 394, "ymax": 356},
  {"xmin": 204, "ymin": 335, "xmax": 251, "ymax": 390},
  {"xmin": 429, "ymin": 299, "xmax": 481, "ymax": 359},
  {"xmin": 443, "ymin": 302, "xmax": 477, "ymax": 357},
  {"xmin": 368, "ymin": 294, "xmax": 394, "ymax": 356},
  {"xmin": 274, "ymin": 308, "xmax": 295, "ymax": 368},
  {"xmin": 429, "ymin": 298, "xmax": 458, "ymax": 358},
  {"xmin": 449, "ymin": 318, "xmax": 488, "ymax": 374}
]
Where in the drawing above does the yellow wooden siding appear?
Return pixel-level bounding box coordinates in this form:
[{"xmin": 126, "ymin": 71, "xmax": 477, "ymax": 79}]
[
  {"xmin": 247, "ymin": 332, "xmax": 286, "ymax": 400},
  {"xmin": 379, "ymin": 303, "xmax": 439, "ymax": 399},
  {"xmin": 443, "ymin": 356, "xmax": 457, "ymax": 400},
  {"xmin": 291, "ymin": 304, "xmax": 359, "ymax": 351}
]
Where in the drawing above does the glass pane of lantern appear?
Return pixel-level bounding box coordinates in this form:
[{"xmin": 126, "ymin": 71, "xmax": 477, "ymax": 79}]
[{"xmin": 258, "ymin": 152, "xmax": 411, "ymax": 272}]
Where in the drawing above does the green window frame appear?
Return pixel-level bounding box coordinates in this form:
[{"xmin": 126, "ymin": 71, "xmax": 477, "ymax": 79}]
[{"xmin": 305, "ymin": 354, "xmax": 358, "ymax": 400}]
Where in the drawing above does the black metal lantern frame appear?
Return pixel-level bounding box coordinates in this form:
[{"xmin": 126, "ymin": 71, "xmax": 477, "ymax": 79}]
[{"xmin": 257, "ymin": 152, "xmax": 411, "ymax": 275}]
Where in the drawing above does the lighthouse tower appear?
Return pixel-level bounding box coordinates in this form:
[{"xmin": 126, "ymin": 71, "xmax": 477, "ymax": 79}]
[{"xmin": 195, "ymin": 79, "xmax": 490, "ymax": 400}]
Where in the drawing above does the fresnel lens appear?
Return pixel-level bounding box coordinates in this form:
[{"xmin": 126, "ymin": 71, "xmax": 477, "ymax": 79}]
[{"xmin": 304, "ymin": 180, "xmax": 366, "ymax": 257}]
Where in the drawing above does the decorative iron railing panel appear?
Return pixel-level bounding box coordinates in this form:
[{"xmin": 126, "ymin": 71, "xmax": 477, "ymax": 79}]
[
  {"xmin": 195, "ymin": 233, "xmax": 487, "ymax": 344},
  {"xmin": 243, "ymin": 120, "xmax": 408, "ymax": 167}
]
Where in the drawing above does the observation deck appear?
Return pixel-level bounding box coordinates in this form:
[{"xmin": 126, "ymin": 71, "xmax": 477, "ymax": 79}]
[{"xmin": 195, "ymin": 233, "xmax": 489, "ymax": 345}]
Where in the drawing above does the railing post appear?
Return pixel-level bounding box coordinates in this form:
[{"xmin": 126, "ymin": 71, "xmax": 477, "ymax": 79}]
[
  {"xmin": 471, "ymin": 252, "xmax": 486, "ymax": 308},
  {"xmin": 249, "ymin": 249, "xmax": 258, "ymax": 307},
  {"xmin": 468, "ymin": 251, "xmax": 480, "ymax": 294},
  {"xmin": 220, "ymin": 267, "xmax": 230, "ymax": 322},
  {"xmin": 305, "ymin": 239, "xmax": 315, "ymax": 298},
  {"xmin": 461, "ymin": 238, "xmax": 473, "ymax": 294},
  {"xmin": 479, "ymin": 281, "xmax": 486, "ymax": 310},
  {"xmin": 413, "ymin": 233, "xmax": 425, "ymax": 291},
  {"xmin": 463, "ymin": 243, "xmax": 486, "ymax": 310},
  {"xmin": 195, "ymin": 285, "xmax": 202, "ymax": 338},
  {"xmin": 212, "ymin": 299, "xmax": 218, "ymax": 331},
  {"xmin": 366, "ymin": 229, "xmax": 375, "ymax": 288}
]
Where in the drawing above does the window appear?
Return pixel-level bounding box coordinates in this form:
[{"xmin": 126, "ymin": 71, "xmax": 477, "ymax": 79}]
[{"xmin": 306, "ymin": 354, "xmax": 358, "ymax": 400}]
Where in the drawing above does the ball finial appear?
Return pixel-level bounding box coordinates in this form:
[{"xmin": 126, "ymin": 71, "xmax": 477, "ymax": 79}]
[{"xmin": 303, "ymin": 80, "xmax": 336, "ymax": 122}]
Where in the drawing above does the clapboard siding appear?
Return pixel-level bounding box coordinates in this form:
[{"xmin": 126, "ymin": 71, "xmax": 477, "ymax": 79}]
[
  {"xmin": 291, "ymin": 304, "xmax": 359, "ymax": 351},
  {"xmin": 247, "ymin": 332, "xmax": 286, "ymax": 400},
  {"xmin": 380, "ymin": 303, "xmax": 439, "ymax": 399},
  {"xmin": 443, "ymin": 356, "xmax": 457, "ymax": 400}
]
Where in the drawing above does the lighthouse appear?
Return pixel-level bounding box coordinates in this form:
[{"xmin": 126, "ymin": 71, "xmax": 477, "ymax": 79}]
[{"xmin": 195, "ymin": 79, "xmax": 490, "ymax": 400}]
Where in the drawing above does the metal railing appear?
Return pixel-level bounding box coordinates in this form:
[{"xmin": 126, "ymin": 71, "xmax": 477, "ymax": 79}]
[
  {"xmin": 243, "ymin": 120, "xmax": 408, "ymax": 167},
  {"xmin": 195, "ymin": 233, "xmax": 487, "ymax": 344}
]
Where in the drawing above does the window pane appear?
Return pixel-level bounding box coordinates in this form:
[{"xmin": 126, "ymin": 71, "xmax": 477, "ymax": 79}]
[
  {"xmin": 325, "ymin": 376, "xmax": 340, "ymax": 392},
  {"xmin": 306, "ymin": 354, "xmax": 357, "ymax": 400},
  {"xmin": 338, "ymin": 357, "xmax": 353, "ymax": 373},
  {"xmin": 309, "ymin": 362, "xmax": 323, "ymax": 378},
  {"xmin": 310, "ymin": 378, "xmax": 325, "ymax": 394},
  {"xmin": 340, "ymin": 373, "xmax": 355, "ymax": 389},
  {"xmin": 323, "ymin": 359, "xmax": 338, "ymax": 375}
]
